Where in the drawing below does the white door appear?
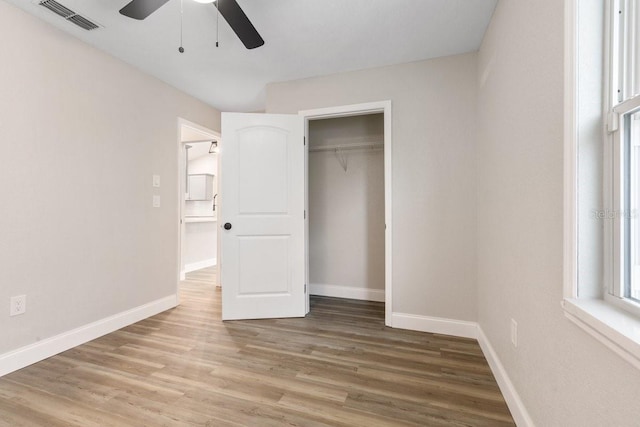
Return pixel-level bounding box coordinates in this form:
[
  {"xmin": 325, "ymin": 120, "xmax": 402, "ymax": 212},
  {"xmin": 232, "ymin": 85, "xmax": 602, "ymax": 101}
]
[{"xmin": 220, "ymin": 113, "xmax": 305, "ymax": 320}]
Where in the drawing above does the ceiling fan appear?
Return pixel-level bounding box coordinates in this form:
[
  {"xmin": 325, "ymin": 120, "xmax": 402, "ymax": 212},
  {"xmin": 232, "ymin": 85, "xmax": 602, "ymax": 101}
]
[{"xmin": 119, "ymin": 0, "xmax": 264, "ymax": 49}]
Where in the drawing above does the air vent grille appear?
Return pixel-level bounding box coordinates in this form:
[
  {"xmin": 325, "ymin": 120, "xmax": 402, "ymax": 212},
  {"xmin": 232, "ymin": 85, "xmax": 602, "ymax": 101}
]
[
  {"xmin": 39, "ymin": 0, "xmax": 73, "ymax": 18},
  {"xmin": 38, "ymin": 0, "xmax": 101, "ymax": 31},
  {"xmin": 67, "ymin": 15, "xmax": 99, "ymax": 31}
]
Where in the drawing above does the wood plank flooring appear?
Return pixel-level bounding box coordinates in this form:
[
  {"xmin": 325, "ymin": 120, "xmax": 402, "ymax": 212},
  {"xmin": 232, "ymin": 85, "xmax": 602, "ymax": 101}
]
[{"xmin": 0, "ymin": 268, "xmax": 515, "ymax": 426}]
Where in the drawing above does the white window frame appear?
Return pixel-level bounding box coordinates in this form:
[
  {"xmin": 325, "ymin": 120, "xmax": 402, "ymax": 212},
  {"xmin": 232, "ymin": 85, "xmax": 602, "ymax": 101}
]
[
  {"xmin": 564, "ymin": 0, "xmax": 640, "ymax": 369},
  {"xmin": 606, "ymin": 0, "xmax": 640, "ymax": 317}
]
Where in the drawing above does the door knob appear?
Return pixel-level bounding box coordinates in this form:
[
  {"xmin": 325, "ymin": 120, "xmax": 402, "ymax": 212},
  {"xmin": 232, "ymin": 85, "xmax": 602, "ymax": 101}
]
[{"xmin": 224, "ymin": 223, "xmax": 232, "ymax": 230}]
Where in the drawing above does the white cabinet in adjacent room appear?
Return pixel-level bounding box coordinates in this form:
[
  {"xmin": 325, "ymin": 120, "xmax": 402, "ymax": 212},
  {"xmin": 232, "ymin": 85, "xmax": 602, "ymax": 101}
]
[{"xmin": 187, "ymin": 174, "xmax": 214, "ymax": 201}]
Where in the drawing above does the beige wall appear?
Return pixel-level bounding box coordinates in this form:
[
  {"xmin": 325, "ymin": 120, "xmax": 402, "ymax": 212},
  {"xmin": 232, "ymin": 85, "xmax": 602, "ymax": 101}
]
[
  {"xmin": 477, "ymin": 1, "xmax": 640, "ymax": 425},
  {"xmin": 268, "ymin": 53, "xmax": 478, "ymax": 321},
  {"xmin": 0, "ymin": 2, "xmax": 220, "ymax": 354},
  {"xmin": 308, "ymin": 115, "xmax": 385, "ymax": 293}
]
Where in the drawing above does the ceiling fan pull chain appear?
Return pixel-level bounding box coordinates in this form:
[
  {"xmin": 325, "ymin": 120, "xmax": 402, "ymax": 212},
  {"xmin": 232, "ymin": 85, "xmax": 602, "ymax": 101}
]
[
  {"xmin": 178, "ymin": 0, "xmax": 185, "ymax": 53},
  {"xmin": 216, "ymin": 0, "xmax": 220, "ymax": 48}
]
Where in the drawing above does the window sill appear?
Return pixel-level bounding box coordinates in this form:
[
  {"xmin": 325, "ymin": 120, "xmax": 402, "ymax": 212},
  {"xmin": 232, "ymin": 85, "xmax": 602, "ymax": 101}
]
[{"xmin": 562, "ymin": 298, "xmax": 640, "ymax": 369}]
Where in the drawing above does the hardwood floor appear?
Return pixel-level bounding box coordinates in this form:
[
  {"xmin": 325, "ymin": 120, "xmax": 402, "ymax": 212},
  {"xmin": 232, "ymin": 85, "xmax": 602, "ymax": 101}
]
[{"xmin": 0, "ymin": 268, "xmax": 514, "ymax": 426}]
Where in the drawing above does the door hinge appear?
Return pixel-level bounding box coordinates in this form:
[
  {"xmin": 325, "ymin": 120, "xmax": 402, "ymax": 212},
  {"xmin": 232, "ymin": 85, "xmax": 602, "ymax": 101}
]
[
  {"xmin": 304, "ymin": 210, "xmax": 306, "ymax": 219},
  {"xmin": 304, "ymin": 284, "xmax": 307, "ymax": 293}
]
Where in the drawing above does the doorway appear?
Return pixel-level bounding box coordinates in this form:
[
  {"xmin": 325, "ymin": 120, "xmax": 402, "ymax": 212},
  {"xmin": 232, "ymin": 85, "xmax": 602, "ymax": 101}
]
[
  {"xmin": 177, "ymin": 119, "xmax": 221, "ymax": 299},
  {"xmin": 300, "ymin": 101, "xmax": 393, "ymax": 326},
  {"xmin": 216, "ymin": 103, "xmax": 392, "ymax": 323}
]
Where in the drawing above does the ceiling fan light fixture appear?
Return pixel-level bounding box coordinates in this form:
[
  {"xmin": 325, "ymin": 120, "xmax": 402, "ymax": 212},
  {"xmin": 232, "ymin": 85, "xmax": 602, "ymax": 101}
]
[
  {"xmin": 120, "ymin": 0, "xmax": 263, "ymax": 49},
  {"xmin": 193, "ymin": 0, "xmax": 215, "ymax": 3}
]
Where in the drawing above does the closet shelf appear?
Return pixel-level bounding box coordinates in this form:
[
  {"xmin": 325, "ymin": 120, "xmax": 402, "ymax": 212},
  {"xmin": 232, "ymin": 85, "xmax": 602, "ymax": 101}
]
[{"xmin": 309, "ymin": 142, "xmax": 383, "ymax": 152}]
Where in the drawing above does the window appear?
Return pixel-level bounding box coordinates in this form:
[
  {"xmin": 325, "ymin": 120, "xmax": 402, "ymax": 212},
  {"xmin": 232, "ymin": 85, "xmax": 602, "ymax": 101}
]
[
  {"xmin": 563, "ymin": 0, "xmax": 640, "ymax": 368},
  {"xmin": 625, "ymin": 111, "xmax": 640, "ymax": 302},
  {"xmin": 609, "ymin": 0, "xmax": 640, "ymax": 316}
]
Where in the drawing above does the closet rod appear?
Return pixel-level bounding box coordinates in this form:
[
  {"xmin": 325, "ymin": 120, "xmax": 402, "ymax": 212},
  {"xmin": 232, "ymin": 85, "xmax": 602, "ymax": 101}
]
[{"xmin": 309, "ymin": 142, "xmax": 384, "ymax": 152}]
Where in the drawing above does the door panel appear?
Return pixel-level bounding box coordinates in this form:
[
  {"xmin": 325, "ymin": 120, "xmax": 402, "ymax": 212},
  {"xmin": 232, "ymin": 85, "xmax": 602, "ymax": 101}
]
[
  {"xmin": 221, "ymin": 113, "xmax": 305, "ymax": 320},
  {"xmin": 238, "ymin": 127, "xmax": 289, "ymax": 214},
  {"xmin": 238, "ymin": 236, "xmax": 290, "ymax": 295}
]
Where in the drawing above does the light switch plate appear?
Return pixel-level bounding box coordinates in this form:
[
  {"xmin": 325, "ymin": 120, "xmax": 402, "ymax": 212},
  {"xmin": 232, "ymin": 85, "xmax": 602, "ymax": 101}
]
[
  {"xmin": 153, "ymin": 175, "xmax": 160, "ymax": 188},
  {"xmin": 153, "ymin": 195, "xmax": 161, "ymax": 208}
]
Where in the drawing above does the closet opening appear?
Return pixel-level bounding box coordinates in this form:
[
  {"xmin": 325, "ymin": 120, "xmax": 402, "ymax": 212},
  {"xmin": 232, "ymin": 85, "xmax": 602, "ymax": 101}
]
[{"xmin": 301, "ymin": 101, "xmax": 392, "ymax": 326}]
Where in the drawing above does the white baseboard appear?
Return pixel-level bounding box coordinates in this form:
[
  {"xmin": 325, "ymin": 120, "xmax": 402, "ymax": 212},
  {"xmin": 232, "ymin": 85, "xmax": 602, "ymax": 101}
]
[
  {"xmin": 391, "ymin": 312, "xmax": 479, "ymax": 339},
  {"xmin": 476, "ymin": 327, "xmax": 535, "ymax": 427},
  {"xmin": 390, "ymin": 313, "xmax": 532, "ymax": 425},
  {"xmin": 184, "ymin": 258, "xmax": 216, "ymax": 274},
  {"xmin": 0, "ymin": 295, "xmax": 177, "ymax": 378},
  {"xmin": 309, "ymin": 283, "xmax": 385, "ymax": 302}
]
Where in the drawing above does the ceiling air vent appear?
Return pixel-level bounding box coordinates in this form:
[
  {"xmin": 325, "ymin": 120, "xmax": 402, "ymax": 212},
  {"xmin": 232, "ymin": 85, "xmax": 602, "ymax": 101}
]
[
  {"xmin": 67, "ymin": 14, "xmax": 99, "ymax": 31},
  {"xmin": 38, "ymin": 0, "xmax": 101, "ymax": 31}
]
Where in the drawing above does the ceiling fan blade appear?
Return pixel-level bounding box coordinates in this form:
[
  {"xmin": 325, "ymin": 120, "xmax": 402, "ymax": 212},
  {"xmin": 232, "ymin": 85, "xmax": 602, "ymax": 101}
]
[
  {"xmin": 120, "ymin": 0, "xmax": 170, "ymax": 20},
  {"xmin": 215, "ymin": 0, "xmax": 264, "ymax": 49}
]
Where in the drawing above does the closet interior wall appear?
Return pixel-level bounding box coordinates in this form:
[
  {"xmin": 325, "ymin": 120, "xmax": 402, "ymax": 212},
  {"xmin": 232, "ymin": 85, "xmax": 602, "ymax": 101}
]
[{"xmin": 308, "ymin": 113, "xmax": 385, "ymax": 301}]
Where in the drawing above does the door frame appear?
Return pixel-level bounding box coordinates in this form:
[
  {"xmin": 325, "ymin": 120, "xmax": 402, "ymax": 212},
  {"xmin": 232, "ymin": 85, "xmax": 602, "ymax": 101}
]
[
  {"xmin": 176, "ymin": 118, "xmax": 221, "ymax": 303},
  {"xmin": 299, "ymin": 101, "xmax": 393, "ymax": 327}
]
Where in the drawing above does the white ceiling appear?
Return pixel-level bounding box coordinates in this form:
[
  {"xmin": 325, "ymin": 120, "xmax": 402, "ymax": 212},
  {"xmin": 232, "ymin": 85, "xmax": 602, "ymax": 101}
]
[
  {"xmin": 181, "ymin": 125, "xmax": 216, "ymax": 143},
  {"xmin": 8, "ymin": 0, "xmax": 497, "ymax": 112}
]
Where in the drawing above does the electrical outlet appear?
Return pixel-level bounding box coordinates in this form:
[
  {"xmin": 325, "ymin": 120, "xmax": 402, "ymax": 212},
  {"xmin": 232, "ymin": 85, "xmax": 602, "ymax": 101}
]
[
  {"xmin": 153, "ymin": 195, "xmax": 161, "ymax": 208},
  {"xmin": 511, "ymin": 318, "xmax": 518, "ymax": 348},
  {"xmin": 10, "ymin": 295, "xmax": 26, "ymax": 316}
]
